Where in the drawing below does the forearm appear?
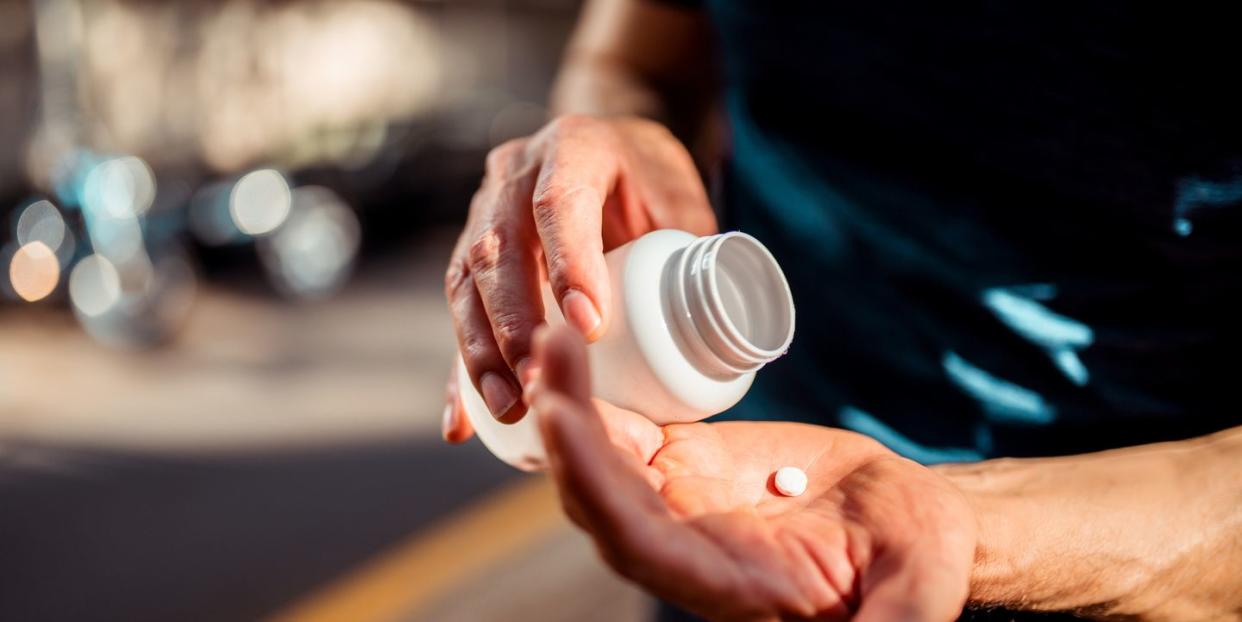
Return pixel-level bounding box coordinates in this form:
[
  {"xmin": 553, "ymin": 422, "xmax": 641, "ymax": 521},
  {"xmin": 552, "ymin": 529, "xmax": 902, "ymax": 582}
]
[
  {"xmin": 549, "ymin": 0, "xmax": 715, "ymax": 134},
  {"xmin": 551, "ymin": 49, "xmax": 668, "ymax": 119},
  {"xmin": 935, "ymin": 426, "xmax": 1242, "ymax": 620}
]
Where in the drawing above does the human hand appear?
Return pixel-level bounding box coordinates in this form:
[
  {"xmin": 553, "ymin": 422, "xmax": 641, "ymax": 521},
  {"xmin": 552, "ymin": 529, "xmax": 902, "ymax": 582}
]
[
  {"xmin": 442, "ymin": 115, "xmax": 716, "ymax": 432},
  {"xmin": 529, "ymin": 326, "xmax": 977, "ymax": 622}
]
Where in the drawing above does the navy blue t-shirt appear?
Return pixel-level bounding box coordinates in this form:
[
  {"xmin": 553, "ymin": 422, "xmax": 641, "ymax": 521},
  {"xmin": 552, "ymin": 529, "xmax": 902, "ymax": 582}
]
[{"xmin": 683, "ymin": 1, "xmax": 1242, "ymax": 462}]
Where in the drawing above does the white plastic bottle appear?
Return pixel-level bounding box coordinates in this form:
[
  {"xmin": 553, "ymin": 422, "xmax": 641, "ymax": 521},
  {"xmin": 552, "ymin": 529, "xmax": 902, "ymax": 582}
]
[{"xmin": 457, "ymin": 229, "xmax": 795, "ymax": 471}]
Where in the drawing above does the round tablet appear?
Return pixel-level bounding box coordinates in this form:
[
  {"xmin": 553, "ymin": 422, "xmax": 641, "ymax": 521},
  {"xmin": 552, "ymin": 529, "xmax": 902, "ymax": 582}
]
[{"xmin": 773, "ymin": 466, "xmax": 807, "ymax": 497}]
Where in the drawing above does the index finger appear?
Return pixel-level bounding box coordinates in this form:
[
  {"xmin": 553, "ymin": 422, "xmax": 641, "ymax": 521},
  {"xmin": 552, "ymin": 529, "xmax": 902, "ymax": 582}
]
[{"xmin": 529, "ymin": 116, "xmax": 617, "ymax": 342}]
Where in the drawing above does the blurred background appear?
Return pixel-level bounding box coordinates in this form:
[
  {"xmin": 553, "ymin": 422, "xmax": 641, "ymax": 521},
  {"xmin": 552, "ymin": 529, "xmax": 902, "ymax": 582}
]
[{"xmin": 0, "ymin": 0, "xmax": 650, "ymax": 620}]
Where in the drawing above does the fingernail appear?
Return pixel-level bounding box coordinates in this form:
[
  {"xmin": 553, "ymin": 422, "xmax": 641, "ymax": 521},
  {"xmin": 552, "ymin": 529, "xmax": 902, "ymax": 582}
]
[
  {"xmin": 515, "ymin": 357, "xmax": 539, "ymax": 389},
  {"xmin": 440, "ymin": 404, "xmax": 456, "ymax": 440},
  {"xmin": 480, "ymin": 372, "xmax": 519, "ymax": 419},
  {"xmin": 561, "ymin": 289, "xmax": 602, "ymax": 340}
]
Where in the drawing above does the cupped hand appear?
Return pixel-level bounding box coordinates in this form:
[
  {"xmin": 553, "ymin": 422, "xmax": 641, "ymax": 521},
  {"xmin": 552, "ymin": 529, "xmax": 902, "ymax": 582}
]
[
  {"xmin": 442, "ymin": 115, "xmax": 716, "ymax": 432},
  {"xmin": 529, "ymin": 326, "xmax": 977, "ymax": 622}
]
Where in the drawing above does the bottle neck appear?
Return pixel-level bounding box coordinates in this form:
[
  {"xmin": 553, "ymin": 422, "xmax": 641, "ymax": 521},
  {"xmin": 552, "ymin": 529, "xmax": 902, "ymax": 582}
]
[{"xmin": 664, "ymin": 232, "xmax": 795, "ymax": 379}]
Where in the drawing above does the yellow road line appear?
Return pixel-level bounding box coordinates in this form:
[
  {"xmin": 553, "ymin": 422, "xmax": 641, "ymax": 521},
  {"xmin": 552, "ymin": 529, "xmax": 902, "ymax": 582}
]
[{"xmin": 268, "ymin": 475, "xmax": 564, "ymax": 622}]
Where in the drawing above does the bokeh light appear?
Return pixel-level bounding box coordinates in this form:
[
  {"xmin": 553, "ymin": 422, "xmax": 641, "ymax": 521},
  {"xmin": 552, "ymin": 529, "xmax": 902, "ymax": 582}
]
[
  {"xmin": 82, "ymin": 155, "xmax": 156, "ymax": 218},
  {"xmin": 69, "ymin": 253, "xmax": 122, "ymax": 317},
  {"xmin": 9, "ymin": 241, "xmax": 60, "ymax": 302},
  {"xmin": 76, "ymin": 155, "xmax": 156, "ymax": 269},
  {"xmin": 16, "ymin": 199, "xmax": 67, "ymax": 252},
  {"xmin": 53, "ymin": 226, "xmax": 77, "ymax": 268},
  {"xmin": 83, "ymin": 202, "xmax": 145, "ymax": 266},
  {"xmin": 229, "ymin": 169, "xmax": 291, "ymax": 236},
  {"xmin": 259, "ymin": 185, "xmax": 360, "ymax": 299},
  {"xmin": 71, "ymin": 247, "xmax": 199, "ymax": 349}
]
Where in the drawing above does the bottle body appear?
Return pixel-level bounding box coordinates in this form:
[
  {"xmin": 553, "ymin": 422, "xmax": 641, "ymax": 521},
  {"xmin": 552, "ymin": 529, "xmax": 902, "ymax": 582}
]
[{"xmin": 459, "ymin": 229, "xmax": 795, "ymax": 471}]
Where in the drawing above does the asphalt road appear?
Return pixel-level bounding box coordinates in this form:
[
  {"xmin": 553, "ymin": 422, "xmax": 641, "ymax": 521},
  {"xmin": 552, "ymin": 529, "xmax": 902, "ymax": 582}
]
[{"xmin": 0, "ymin": 438, "xmax": 518, "ymax": 622}]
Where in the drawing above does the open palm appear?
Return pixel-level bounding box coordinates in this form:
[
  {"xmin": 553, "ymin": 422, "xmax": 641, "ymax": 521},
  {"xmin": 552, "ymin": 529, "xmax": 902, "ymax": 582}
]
[{"xmin": 530, "ymin": 327, "xmax": 977, "ymax": 622}]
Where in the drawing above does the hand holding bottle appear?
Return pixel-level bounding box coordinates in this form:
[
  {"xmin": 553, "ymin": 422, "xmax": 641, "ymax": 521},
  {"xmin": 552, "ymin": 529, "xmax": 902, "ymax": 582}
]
[
  {"xmin": 442, "ymin": 115, "xmax": 717, "ymax": 434},
  {"xmin": 453, "ymin": 229, "xmax": 795, "ymax": 470}
]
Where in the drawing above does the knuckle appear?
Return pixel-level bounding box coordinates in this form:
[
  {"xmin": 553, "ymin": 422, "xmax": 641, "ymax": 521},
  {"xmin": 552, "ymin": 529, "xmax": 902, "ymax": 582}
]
[
  {"xmin": 466, "ymin": 228, "xmax": 507, "ymax": 274},
  {"xmin": 443, "ymin": 258, "xmax": 470, "ymax": 298},
  {"xmin": 532, "ymin": 184, "xmax": 601, "ymax": 219},
  {"xmin": 530, "ymin": 187, "xmax": 560, "ymax": 217},
  {"xmin": 471, "ymin": 177, "xmax": 529, "ymax": 223},
  {"xmin": 460, "ymin": 333, "xmax": 497, "ymax": 364},
  {"xmin": 484, "ymin": 139, "xmax": 525, "ymax": 175},
  {"xmin": 491, "ymin": 314, "xmax": 530, "ymax": 350},
  {"xmin": 541, "ymin": 247, "xmax": 571, "ymax": 285}
]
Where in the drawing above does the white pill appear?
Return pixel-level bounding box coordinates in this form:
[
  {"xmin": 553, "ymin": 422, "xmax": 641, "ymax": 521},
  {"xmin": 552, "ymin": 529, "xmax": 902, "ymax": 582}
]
[{"xmin": 773, "ymin": 466, "xmax": 808, "ymax": 497}]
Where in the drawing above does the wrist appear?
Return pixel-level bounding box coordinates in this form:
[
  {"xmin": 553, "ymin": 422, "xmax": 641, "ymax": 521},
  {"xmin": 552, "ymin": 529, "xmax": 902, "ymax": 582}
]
[
  {"xmin": 935, "ymin": 432, "xmax": 1242, "ymax": 620},
  {"xmin": 934, "ymin": 459, "xmax": 1073, "ymax": 611}
]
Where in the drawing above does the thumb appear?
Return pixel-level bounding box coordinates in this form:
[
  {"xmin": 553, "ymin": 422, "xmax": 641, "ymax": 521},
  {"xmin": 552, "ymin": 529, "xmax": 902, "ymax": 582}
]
[
  {"xmin": 531, "ymin": 324, "xmax": 671, "ymax": 536},
  {"xmin": 532, "ymin": 325, "xmax": 663, "ymax": 467}
]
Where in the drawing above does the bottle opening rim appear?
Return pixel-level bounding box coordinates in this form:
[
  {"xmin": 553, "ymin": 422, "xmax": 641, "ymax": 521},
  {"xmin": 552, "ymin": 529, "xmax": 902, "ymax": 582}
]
[{"xmin": 703, "ymin": 232, "xmax": 796, "ymax": 361}]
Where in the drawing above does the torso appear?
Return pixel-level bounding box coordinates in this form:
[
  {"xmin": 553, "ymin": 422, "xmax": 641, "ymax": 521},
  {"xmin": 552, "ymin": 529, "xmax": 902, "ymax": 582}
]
[{"xmin": 707, "ymin": 1, "xmax": 1242, "ymax": 459}]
